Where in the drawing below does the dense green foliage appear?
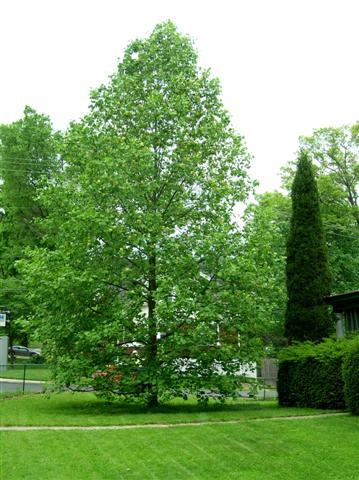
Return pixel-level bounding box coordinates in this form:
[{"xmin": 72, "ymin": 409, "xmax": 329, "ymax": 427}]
[
  {"xmin": 285, "ymin": 153, "xmax": 333, "ymax": 342},
  {"xmin": 243, "ymin": 124, "xmax": 359, "ymax": 348},
  {"xmin": 282, "ymin": 125, "xmax": 359, "ymax": 293},
  {"xmin": 342, "ymin": 337, "xmax": 359, "ymax": 415},
  {"xmin": 0, "ymin": 107, "xmax": 60, "ymax": 344},
  {"xmin": 242, "ymin": 192, "xmax": 290, "ymax": 347},
  {"xmin": 277, "ymin": 339, "xmax": 352, "ymax": 409},
  {"xmin": 299, "ymin": 125, "xmax": 359, "ymax": 228},
  {"xmin": 20, "ymin": 22, "xmax": 260, "ymax": 406},
  {"xmin": 300, "ymin": 126, "xmax": 359, "ymax": 293}
]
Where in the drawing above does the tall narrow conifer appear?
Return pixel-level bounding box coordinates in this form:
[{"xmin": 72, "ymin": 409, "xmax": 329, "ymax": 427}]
[{"xmin": 284, "ymin": 152, "xmax": 333, "ymax": 342}]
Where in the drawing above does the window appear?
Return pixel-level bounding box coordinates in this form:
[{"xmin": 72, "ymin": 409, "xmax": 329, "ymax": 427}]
[{"xmin": 345, "ymin": 310, "xmax": 359, "ymax": 332}]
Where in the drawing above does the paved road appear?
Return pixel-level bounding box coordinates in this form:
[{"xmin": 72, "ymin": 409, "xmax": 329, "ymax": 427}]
[{"xmin": 0, "ymin": 379, "xmax": 45, "ymax": 394}]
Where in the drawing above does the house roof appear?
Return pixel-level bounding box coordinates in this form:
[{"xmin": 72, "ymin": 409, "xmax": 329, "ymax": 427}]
[{"xmin": 325, "ymin": 290, "xmax": 359, "ymax": 313}]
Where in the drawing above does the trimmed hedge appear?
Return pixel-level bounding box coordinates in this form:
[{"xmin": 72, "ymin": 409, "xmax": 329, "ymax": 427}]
[
  {"xmin": 277, "ymin": 339, "xmax": 349, "ymax": 409},
  {"xmin": 342, "ymin": 337, "xmax": 359, "ymax": 415}
]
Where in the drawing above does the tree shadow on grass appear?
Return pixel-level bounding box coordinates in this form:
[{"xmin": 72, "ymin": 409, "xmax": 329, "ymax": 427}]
[{"xmin": 50, "ymin": 394, "xmax": 277, "ymax": 418}]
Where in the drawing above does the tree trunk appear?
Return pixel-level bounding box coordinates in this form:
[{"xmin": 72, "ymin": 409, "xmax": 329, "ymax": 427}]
[{"xmin": 147, "ymin": 251, "xmax": 158, "ymax": 407}]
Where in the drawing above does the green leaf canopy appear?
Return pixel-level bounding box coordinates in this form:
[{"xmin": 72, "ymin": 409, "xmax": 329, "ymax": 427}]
[{"xmin": 21, "ymin": 22, "xmax": 260, "ymax": 405}]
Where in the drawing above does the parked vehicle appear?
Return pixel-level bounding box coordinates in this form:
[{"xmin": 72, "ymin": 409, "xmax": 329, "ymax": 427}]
[{"xmin": 8, "ymin": 345, "xmax": 40, "ymax": 357}]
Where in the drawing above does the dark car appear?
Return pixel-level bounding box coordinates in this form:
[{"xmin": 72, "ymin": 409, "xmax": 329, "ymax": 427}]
[{"xmin": 8, "ymin": 345, "xmax": 40, "ymax": 357}]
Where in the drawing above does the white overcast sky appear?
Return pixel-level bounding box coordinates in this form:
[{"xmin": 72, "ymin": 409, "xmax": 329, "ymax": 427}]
[{"xmin": 1, "ymin": 0, "xmax": 359, "ymax": 193}]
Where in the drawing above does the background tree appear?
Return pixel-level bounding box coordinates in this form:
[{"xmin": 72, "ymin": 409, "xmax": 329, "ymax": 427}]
[
  {"xmin": 242, "ymin": 192, "xmax": 290, "ymax": 348},
  {"xmin": 0, "ymin": 106, "xmax": 60, "ymax": 346},
  {"xmin": 21, "ymin": 22, "xmax": 260, "ymax": 406},
  {"xmin": 284, "ymin": 152, "xmax": 333, "ymax": 343},
  {"xmin": 300, "ymin": 125, "xmax": 359, "ymax": 226},
  {"xmin": 282, "ymin": 124, "xmax": 359, "ymax": 292},
  {"xmin": 241, "ymin": 123, "xmax": 359, "ymax": 348},
  {"xmin": 300, "ymin": 125, "xmax": 359, "ymax": 291}
]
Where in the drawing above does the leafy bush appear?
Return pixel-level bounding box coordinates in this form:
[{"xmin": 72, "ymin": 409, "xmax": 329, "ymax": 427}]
[
  {"xmin": 342, "ymin": 337, "xmax": 359, "ymax": 415},
  {"xmin": 31, "ymin": 354, "xmax": 45, "ymax": 364},
  {"xmin": 277, "ymin": 339, "xmax": 349, "ymax": 409}
]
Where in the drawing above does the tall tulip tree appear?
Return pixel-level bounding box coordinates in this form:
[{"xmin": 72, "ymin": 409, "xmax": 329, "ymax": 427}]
[{"xmin": 22, "ymin": 22, "xmax": 259, "ymax": 405}]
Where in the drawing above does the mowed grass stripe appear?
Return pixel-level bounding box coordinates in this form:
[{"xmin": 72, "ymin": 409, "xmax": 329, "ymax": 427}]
[{"xmin": 1, "ymin": 417, "xmax": 358, "ymax": 480}]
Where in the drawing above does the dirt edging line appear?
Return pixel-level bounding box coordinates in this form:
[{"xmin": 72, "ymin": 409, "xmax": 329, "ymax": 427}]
[{"xmin": 0, "ymin": 412, "xmax": 349, "ymax": 431}]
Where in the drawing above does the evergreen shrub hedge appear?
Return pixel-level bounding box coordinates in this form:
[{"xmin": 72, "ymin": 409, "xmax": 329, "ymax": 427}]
[
  {"xmin": 342, "ymin": 337, "xmax": 359, "ymax": 415},
  {"xmin": 277, "ymin": 339, "xmax": 349, "ymax": 409}
]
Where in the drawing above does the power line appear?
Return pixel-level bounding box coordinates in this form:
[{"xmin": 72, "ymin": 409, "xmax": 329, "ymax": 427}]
[
  {"xmin": 0, "ymin": 289, "xmax": 27, "ymax": 292},
  {"xmin": 0, "ymin": 166, "xmax": 56, "ymax": 172},
  {"xmin": 0, "ymin": 165, "xmax": 55, "ymax": 171},
  {"xmin": 326, "ymin": 232, "xmax": 359, "ymax": 240},
  {"xmin": 0, "ymin": 157, "xmax": 54, "ymax": 161},
  {"xmin": 0, "ymin": 158, "xmax": 57, "ymax": 164}
]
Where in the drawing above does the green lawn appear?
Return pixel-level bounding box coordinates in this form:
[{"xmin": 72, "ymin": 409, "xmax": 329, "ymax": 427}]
[
  {"xmin": 0, "ymin": 365, "xmax": 50, "ymax": 382},
  {"xmin": 1, "ymin": 416, "xmax": 358, "ymax": 479},
  {"xmin": 0, "ymin": 392, "xmax": 343, "ymax": 427}
]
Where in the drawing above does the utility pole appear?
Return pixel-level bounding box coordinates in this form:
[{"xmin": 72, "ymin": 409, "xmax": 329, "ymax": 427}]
[{"xmin": 0, "ymin": 307, "xmax": 10, "ymax": 370}]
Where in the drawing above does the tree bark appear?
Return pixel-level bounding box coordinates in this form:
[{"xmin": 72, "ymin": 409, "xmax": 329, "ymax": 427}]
[{"xmin": 147, "ymin": 251, "xmax": 158, "ymax": 407}]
